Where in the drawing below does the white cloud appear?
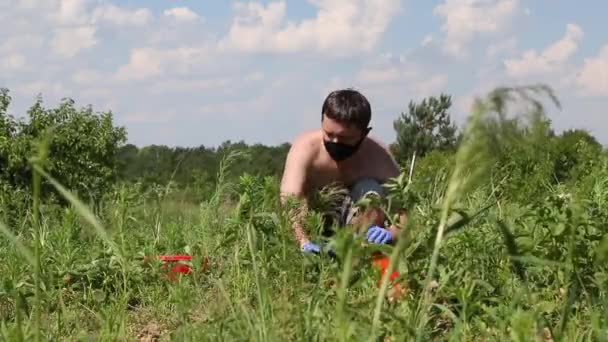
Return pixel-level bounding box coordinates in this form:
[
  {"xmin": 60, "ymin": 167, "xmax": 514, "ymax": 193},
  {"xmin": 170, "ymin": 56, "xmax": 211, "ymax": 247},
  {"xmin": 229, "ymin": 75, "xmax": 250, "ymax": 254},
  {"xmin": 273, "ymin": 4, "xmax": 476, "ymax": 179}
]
[
  {"xmin": 14, "ymin": 81, "xmax": 69, "ymax": 100},
  {"xmin": 421, "ymin": 34, "xmax": 434, "ymax": 47},
  {"xmin": 163, "ymin": 7, "xmax": 200, "ymax": 22},
  {"xmin": 434, "ymin": 0, "xmax": 519, "ymax": 57},
  {"xmin": 145, "ymin": 72, "xmax": 265, "ymax": 95},
  {"xmin": 0, "ymin": 34, "xmax": 45, "ymax": 53},
  {"xmin": 115, "ymin": 48, "xmax": 164, "ymax": 81},
  {"xmin": 0, "ymin": 54, "xmax": 26, "ymax": 72},
  {"xmin": 72, "ymin": 69, "xmax": 103, "ymax": 84},
  {"xmin": 115, "ymin": 46, "xmax": 212, "ymax": 81},
  {"xmin": 52, "ymin": 0, "xmax": 90, "ymax": 25},
  {"xmin": 79, "ymin": 87, "xmax": 113, "ymax": 100},
  {"xmin": 504, "ymin": 23, "xmax": 583, "ymax": 78},
  {"xmin": 124, "ymin": 110, "xmax": 177, "ymax": 123},
  {"xmin": 198, "ymin": 95, "xmax": 274, "ymax": 121},
  {"xmin": 219, "ymin": 0, "xmax": 402, "ymax": 55},
  {"xmin": 358, "ymin": 67, "xmax": 400, "ymax": 84},
  {"xmin": 576, "ymin": 45, "xmax": 608, "ymax": 97},
  {"xmin": 5, "ymin": 1, "xmax": 154, "ymax": 59},
  {"xmin": 356, "ymin": 54, "xmax": 449, "ymax": 104},
  {"xmin": 92, "ymin": 4, "xmax": 153, "ymax": 26},
  {"xmin": 51, "ymin": 25, "xmax": 97, "ymax": 57},
  {"xmin": 43, "ymin": 0, "xmax": 154, "ymax": 27},
  {"xmin": 194, "ymin": 73, "xmax": 301, "ymax": 124},
  {"xmin": 544, "ymin": 24, "xmax": 584, "ymax": 61},
  {"xmin": 486, "ymin": 37, "xmax": 518, "ymax": 59},
  {"xmin": 412, "ymin": 74, "xmax": 449, "ymax": 96}
]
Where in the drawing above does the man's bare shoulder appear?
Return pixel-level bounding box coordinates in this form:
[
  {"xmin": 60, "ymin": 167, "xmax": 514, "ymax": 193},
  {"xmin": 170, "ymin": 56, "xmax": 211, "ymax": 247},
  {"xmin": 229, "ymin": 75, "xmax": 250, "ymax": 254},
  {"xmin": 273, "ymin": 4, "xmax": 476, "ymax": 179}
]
[
  {"xmin": 365, "ymin": 135, "xmax": 395, "ymax": 156},
  {"xmin": 280, "ymin": 130, "xmax": 321, "ymax": 196},
  {"xmin": 360, "ymin": 135, "xmax": 400, "ymax": 179},
  {"xmin": 288, "ymin": 129, "xmax": 321, "ymax": 158}
]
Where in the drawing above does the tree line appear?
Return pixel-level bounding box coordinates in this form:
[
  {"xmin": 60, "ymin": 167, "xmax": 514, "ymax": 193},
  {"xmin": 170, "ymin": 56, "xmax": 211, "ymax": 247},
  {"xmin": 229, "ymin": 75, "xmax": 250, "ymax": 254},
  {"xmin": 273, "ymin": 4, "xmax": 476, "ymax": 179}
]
[
  {"xmin": 116, "ymin": 141, "xmax": 291, "ymax": 188},
  {"xmin": 1, "ymin": 86, "xmax": 606, "ymax": 209}
]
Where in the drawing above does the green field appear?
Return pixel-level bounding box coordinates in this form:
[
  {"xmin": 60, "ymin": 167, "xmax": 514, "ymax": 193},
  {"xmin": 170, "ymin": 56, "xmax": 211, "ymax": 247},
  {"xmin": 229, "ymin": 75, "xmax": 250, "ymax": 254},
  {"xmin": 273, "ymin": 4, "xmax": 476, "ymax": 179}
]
[{"xmin": 1, "ymin": 85, "xmax": 607, "ymax": 341}]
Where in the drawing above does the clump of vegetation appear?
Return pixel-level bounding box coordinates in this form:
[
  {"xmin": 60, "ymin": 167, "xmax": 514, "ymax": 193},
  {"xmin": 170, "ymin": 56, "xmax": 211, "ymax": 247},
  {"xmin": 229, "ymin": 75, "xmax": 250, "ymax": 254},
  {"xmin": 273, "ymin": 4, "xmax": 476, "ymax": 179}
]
[{"xmin": 0, "ymin": 84, "xmax": 606, "ymax": 341}]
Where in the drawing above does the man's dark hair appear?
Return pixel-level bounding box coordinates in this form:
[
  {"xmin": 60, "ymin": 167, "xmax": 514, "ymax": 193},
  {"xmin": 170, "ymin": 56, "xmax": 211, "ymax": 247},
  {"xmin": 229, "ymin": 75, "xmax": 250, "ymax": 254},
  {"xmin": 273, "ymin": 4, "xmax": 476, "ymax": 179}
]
[{"xmin": 321, "ymin": 88, "xmax": 371, "ymax": 130}]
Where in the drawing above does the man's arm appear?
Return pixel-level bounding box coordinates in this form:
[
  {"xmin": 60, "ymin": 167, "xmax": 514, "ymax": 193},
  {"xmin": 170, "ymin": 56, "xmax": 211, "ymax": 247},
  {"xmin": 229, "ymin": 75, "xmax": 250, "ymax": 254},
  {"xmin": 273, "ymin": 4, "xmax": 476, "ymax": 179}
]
[{"xmin": 280, "ymin": 138, "xmax": 312, "ymax": 247}]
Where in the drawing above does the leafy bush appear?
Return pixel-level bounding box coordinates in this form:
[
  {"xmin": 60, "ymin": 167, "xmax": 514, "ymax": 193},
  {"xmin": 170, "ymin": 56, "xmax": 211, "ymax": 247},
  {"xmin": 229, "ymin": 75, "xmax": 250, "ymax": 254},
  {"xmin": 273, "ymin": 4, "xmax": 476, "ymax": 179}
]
[
  {"xmin": 0, "ymin": 89, "xmax": 127, "ymax": 207},
  {"xmin": 552, "ymin": 129, "xmax": 604, "ymax": 184}
]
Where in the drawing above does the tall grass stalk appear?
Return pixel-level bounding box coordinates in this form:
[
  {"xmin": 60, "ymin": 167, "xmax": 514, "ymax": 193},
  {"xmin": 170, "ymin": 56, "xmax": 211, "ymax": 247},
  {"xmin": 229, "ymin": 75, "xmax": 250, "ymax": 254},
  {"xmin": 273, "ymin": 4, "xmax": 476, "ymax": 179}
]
[
  {"xmin": 31, "ymin": 164, "xmax": 129, "ymax": 298},
  {"xmin": 246, "ymin": 221, "xmax": 268, "ymax": 341},
  {"xmin": 0, "ymin": 218, "xmax": 31, "ymax": 342},
  {"xmin": 0, "ymin": 221, "xmax": 36, "ymax": 267},
  {"xmin": 30, "ymin": 129, "xmax": 54, "ymax": 342},
  {"xmin": 408, "ymin": 151, "xmax": 417, "ymax": 183},
  {"xmin": 369, "ymin": 228, "xmax": 408, "ymax": 339},
  {"xmin": 412, "ymin": 84, "xmax": 560, "ymax": 339},
  {"xmin": 369, "ymin": 152, "xmax": 417, "ymax": 340},
  {"xmin": 414, "ymin": 96, "xmax": 494, "ymax": 340},
  {"xmin": 32, "ymin": 169, "xmax": 42, "ymax": 342},
  {"xmin": 336, "ymin": 237, "xmax": 355, "ymax": 342},
  {"xmin": 152, "ymin": 152, "xmax": 185, "ymax": 247},
  {"xmin": 215, "ymin": 278, "xmax": 255, "ymax": 336},
  {"xmin": 210, "ymin": 150, "xmax": 247, "ymax": 207},
  {"xmin": 31, "ymin": 165, "xmax": 123, "ymax": 262},
  {"xmin": 0, "ymin": 222, "xmax": 36, "ymax": 342}
]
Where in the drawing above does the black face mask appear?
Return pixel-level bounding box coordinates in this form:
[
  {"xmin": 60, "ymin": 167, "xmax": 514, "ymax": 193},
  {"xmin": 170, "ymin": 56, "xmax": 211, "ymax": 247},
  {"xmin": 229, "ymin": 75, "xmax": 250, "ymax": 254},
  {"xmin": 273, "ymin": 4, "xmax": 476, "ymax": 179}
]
[{"xmin": 323, "ymin": 127, "xmax": 371, "ymax": 162}]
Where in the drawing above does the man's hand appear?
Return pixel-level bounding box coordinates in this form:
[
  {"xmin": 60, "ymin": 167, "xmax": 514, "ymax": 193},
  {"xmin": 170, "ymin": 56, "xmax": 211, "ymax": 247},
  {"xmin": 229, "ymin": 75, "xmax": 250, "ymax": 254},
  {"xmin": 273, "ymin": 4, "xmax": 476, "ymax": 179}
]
[
  {"xmin": 366, "ymin": 226, "xmax": 393, "ymax": 244},
  {"xmin": 301, "ymin": 241, "xmax": 337, "ymax": 259},
  {"xmin": 301, "ymin": 241, "xmax": 321, "ymax": 253}
]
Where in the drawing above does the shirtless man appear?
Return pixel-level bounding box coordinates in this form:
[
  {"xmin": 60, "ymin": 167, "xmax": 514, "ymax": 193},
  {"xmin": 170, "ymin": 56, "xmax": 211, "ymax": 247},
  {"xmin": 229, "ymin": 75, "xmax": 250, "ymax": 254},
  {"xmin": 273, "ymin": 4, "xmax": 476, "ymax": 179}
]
[{"xmin": 280, "ymin": 88, "xmax": 405, "ymax": 253}]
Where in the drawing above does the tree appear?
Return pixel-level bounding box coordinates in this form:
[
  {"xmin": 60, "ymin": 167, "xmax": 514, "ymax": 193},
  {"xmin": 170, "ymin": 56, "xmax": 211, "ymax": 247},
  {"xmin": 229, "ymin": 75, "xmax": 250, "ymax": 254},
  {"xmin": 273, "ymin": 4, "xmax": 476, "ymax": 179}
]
[
  {"xmin": 0, "ymin": 88, "xmax": 16, "ymax": 176},
  {"xmin": 391, "ymin": 94, "xmax": 458, "ymax": 166},
  {"xmin": 552, "ymin": 129, "xmax": 604, "ymax": 183},
  {"xmin": 0, "ymin": 89, "xmax": 127, "ymax": 205}
]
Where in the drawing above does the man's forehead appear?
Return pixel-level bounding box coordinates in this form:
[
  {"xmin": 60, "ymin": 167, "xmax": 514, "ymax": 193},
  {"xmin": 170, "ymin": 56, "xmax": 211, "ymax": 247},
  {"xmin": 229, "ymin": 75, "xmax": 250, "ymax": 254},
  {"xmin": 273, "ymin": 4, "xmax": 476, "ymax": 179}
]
[{"xmin": 322, "ymin": 117, "xmax": 357, "ymax": 133}]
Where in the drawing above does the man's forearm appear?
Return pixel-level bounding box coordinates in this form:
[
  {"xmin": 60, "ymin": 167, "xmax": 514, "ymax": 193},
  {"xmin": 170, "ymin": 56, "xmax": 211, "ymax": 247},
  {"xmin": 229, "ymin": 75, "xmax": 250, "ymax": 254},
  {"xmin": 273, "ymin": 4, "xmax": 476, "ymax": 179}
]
[
  {"xmin": 293, "ymin": 221, "xmax": 309, "ymax": 246},
  {"xmin": 292, "ymin": 199, "xmax": 310, "ymax": 246},
  {"xmin": 281, "ymin": 193, "xmax": 310, "ymax": 246}
]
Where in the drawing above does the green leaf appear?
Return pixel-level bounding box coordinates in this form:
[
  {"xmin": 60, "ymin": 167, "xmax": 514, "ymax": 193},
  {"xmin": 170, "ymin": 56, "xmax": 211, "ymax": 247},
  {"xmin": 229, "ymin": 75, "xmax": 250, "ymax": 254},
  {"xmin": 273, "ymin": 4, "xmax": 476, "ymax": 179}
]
[
  {"xmin": 552, "ymin": 222, "xmax": 566, "ymax": 236},
  {"xmin": 515, "ymin": 237, "xmax": 534, "ymax": 251},
  {"xmin": 536, "ymin": 301, "xmax": 557, "ymax": 314}
]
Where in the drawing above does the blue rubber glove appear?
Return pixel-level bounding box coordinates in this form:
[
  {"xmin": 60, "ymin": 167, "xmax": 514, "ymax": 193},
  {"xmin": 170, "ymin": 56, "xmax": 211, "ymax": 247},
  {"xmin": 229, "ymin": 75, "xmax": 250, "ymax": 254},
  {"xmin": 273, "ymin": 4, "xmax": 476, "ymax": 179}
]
[
  {"xmin": 366, "ymin": 226, "xmax": 393, "ymax": 244},
  {"xmin": 301, "ymin": 241, "xmax": 321, "ymax": 254}
]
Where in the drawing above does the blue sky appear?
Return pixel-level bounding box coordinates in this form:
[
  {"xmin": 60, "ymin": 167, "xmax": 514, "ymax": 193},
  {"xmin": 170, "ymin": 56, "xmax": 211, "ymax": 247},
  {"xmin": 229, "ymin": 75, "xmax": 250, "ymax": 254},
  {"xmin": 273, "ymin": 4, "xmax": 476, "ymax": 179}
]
[{"xmin": 1, "ymin": 0, "xmax": 607, "ymax": 147}]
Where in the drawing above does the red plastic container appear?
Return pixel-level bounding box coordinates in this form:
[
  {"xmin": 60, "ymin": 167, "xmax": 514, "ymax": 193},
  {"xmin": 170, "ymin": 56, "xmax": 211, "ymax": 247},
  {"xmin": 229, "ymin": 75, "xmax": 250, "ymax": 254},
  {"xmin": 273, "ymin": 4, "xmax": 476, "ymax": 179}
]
[
  {"xmin": 371, "ymin": 252, "xmax": 400, "ymax": 285},
  {"xmin": 153, "ymin": 254, "xmax": 209, "ymax": 281},
  {"xmin": 371, "ymin": 252, "xmax": 405, "ymax": 300}
]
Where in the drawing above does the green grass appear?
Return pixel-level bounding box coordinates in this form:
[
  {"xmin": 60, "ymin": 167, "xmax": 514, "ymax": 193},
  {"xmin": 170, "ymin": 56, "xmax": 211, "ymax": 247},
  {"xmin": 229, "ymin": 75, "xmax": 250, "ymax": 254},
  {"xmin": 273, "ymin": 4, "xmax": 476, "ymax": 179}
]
[{"xmin": 0, "ymin": 86, "xmax": 607, "ymax": 341}]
